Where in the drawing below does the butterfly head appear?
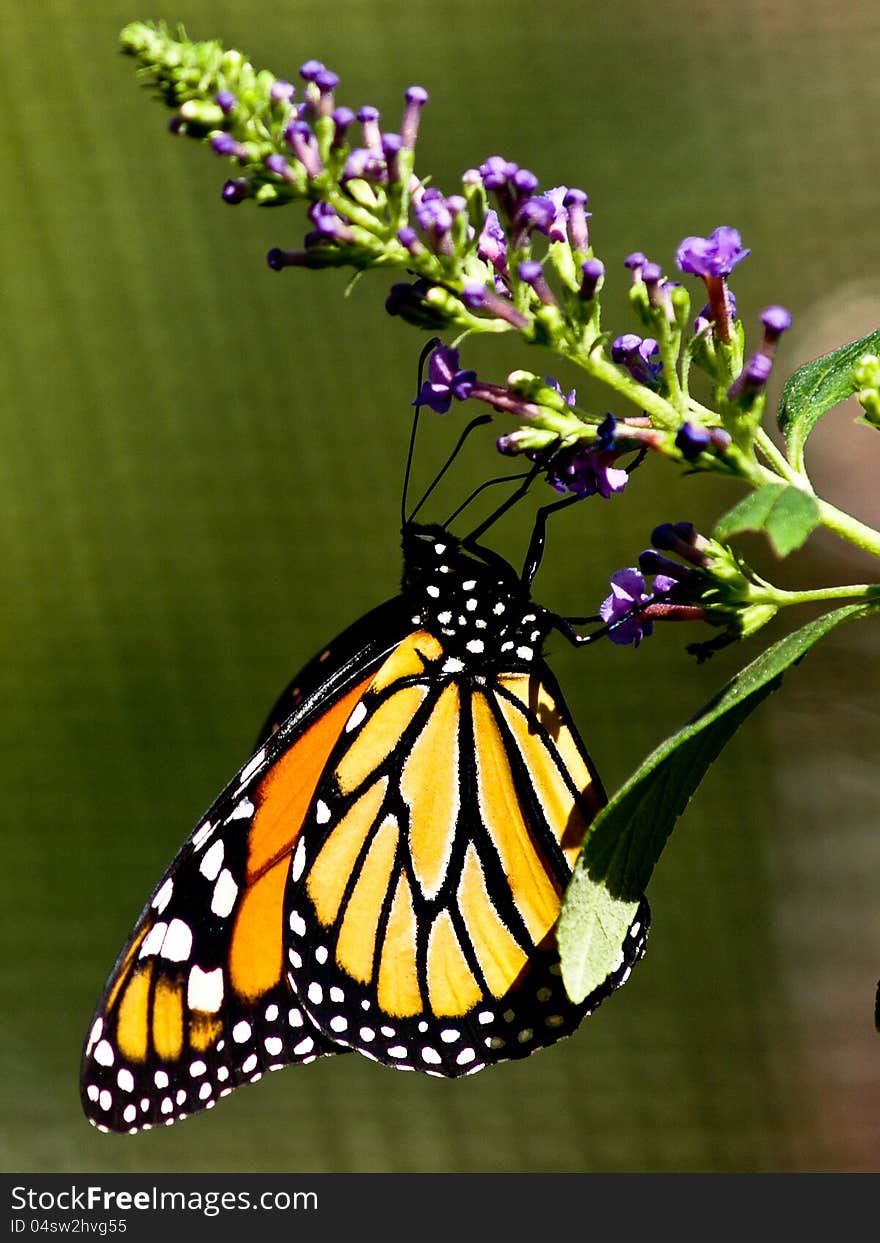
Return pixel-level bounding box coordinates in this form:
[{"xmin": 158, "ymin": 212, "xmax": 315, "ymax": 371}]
[{"xmin": 401, "ymin": 522, "xmax": 552, "ymax": 668}]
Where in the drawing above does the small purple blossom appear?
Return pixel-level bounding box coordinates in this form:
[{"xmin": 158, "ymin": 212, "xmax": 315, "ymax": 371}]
[
  {"xmin": 675, "ymin": 422, "xmax": 713, "ymax": 461},
  {"xmin": 413, "ymin": 345, "xmax": 477, "ymax": 414},
  {"xmin": 299, "ymin": 59, "xmax": 325, "ymax": 81},
  {"xmin": 210, "ymin": 132, "xmax": 248, "ymax": 159},
  {"xmin": 726, "ymin": 352, "xmax": 773, "ymax": 403},
  {"xmin": 612, "ymin": 334, "xmax": 663, "ymax": 387},
  {"xmin": 546, "ymin": 445, "xmax": 629, "ymax": 500},
  {"xmin": 342, "ymin": 147, "xmax": 387, "ymax": 183},
  {"xmin": 676, "ymin": 226, "xmax": 750, "ymax": 279},
  {"xmin": 562, "ymin": 188, "xmax": 590, "ymax": 250},
  {"xmin": 600, "ymin": 569, "xmax": 663, "ymax": 647},
  {"xmin": 478, "ymin": 210, "xmax": 508, "ymax": 269},
  {"xmin": 415, "ymin": 188, "xmax": 454, "ymax": 236},
  {"xmin": 214, "ymin": 89, "xmax": 236, "ymax": 114},
  {"xmin": 479, "ymin": 156, "xmax": 518, "ymax": 190}
]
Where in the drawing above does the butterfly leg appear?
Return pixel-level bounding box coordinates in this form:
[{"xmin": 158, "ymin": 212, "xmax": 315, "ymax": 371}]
[{"xmin": 520, "ymin": 495, "xmax": 583, "ymax": 587}]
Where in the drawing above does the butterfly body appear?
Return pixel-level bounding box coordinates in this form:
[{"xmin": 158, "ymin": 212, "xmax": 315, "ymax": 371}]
[{"xmin": 81, "ymin": 522, "xmax": 649, "ymax": 1133}]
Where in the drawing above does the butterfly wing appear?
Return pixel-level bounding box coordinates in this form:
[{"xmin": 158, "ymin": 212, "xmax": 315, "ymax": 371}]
[
  {"xmin": 283, "ymin": 631, "xmax": 650, "ymax": 1076},
  {"xmin": 80, "ymin": 596, "xmax": 413, "ymax": 1133}
]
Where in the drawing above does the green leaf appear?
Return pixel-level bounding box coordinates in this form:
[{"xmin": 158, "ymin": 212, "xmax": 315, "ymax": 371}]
[
  {"xmin": 777, "ymin": 327, "xmax": 880, "ymax": 470},
  {"xmin": 558, "ymin": 602, "xmax": 877, "ymax": 1004},
  {"xmin": 714, "ymin": 483, "xmax": 820, "ymax": 556}
]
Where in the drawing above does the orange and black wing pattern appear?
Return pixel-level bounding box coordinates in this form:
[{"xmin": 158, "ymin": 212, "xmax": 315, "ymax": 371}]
[
  {"xmin": 81, "ymin": 522, "xmax": 649, "ymax": 1134},
  {"xmin": 80, "ymin": 599, "xmax": 412, "ymax": 1133},
  {"xmin": 283, "ymin": 627, "xmax": 648, "ymax": 1074}
]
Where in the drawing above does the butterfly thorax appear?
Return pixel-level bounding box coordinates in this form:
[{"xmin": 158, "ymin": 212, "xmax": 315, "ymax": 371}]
[{"xmin": 400, "ymin": 524, "xmax": 552, "ymax": 669}]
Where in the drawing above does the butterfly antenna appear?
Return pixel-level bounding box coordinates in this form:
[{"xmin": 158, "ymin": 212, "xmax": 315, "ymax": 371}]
[
  {"xmin": 407, "ymin": 414, "xmax": 494, "ymax": 525},
  {"xmin": 401, "ymin": 337, "xmax": 442, "ymax": 527}
]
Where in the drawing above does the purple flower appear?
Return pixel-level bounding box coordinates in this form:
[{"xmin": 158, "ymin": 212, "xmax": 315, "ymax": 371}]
[
  {"xmin": 214, "ymin": 89, "xmax": 236, "ymax": 114},
  {"xmin": 546, "ymin": 445, "xmax": 629, "ymax": 500},
  {"xmin": 413, "ymin": 346, "xmax": 477, "ymax": 414},
  {"xmin": 221, "ymin": 178, "xmax": 251, "ymax": 204},
  {"xmin": 675, "ymin": 422, "xmax": 712, "ymax": 461},
  {"xmin": 478, "ymin": 210, "xmax": 507, "ymax": 269},
  {"xmin": 342, "ymin": 147, "xmax": 387, "ymax": 183},
  {"xmin": 414, "ymin": 188, "xmax": 454, "ymax": 236},
  {"xmin": 599, "ymin": 568, "xmax": 680, "ymax": 647},
  {"xmin": 676, "ymin": 226, "xmax": 750, "ymax": 279},
  {"xmin": 612, "ymin": 334, "xmax": 663, "ymax": 386},
  {"xmin": 479, "ymin": 156, "xmax": 518, "ymax": 190}
]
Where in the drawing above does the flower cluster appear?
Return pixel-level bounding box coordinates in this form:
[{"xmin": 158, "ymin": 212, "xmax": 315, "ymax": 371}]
[
  {"xmin": 123, "ymin": 23, "xmax": 880, "ymax": 670},
  {"xmin": 599, "ymin": 521, "xmax": 783, "ymax": 658}
]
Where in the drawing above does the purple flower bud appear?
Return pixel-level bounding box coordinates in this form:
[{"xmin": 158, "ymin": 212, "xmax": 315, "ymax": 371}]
[
  {"xmin": 285, "ymin": 120, "xmax": 323, "ymax": 178},
  {"xmin": 221, "ymin": 177, "xmax": 251, "ymax": 204},
  {"xmin": 168, "ymin": 115, "xmax": 185, "ymax": 135},
  {"xmin": 624, "ymin": 252, "xmax": 647, "ymax": 279},
  {"xmin": 518, "ymin": 261, "xmax": 556, "ymax": 306},
  {"xmin": 401, "ymin": 85, "xmax": 429, "ymax": 148},
  {"xmin": 462, "ymin": 283, "xmax": 528, "ymax": 330},
  {"xmin": 563, "ymin": 187, "xmax": 590, "ymax": 250},
  {"xmin": 727, "ymin": 352, "xmax": 773, "ymax": 403},
  {"xmin": 214, "ymin": 89, "xmax": 236, "ymax": 114},
  {"xmin": 512, "ymin": 168, "xmax": 540, "ymax": 195},
  {"xmin": 516, "ymin": 195, "xmax": 556, "ymax": 236},
  {"xmin": 676, "ymin": 226, "xmax": 750, "ymax": 279},
  {"xmin": 211, "ymin": 132, "xmax": 248, "ymax": 159},
  {"xmin": 675, "ymin": 422, "xmax": 713, "ymax": 461},
  {"xmin": 580, "ymin": 257, "xmax": 604, "ymax": 300},
  {"xmin": 357, "ymin": 105, "xmax": 382, "ymax": 152},
  {"xmin": 415, "ymin": 191, "xmax": 454, "ymax": 237},
  {"xmin": 314, "ymin": 68, "xmax": 339, "ymax": 92},
  {"xmin": 642, "ymin": 262, "xmax": 664, "ymax": 286},
  {"xmin": 477, "ymin": 210, "xmax": 507, "ymax": 268},
  {"xmin": 759, "ymin": 306, "xmax": 793, "ymax": 356},
  {"xmin": 299, "ymin": 59, "xmax": 325, "ymax": 82},
  {"xmin": 307, "ymin": 200, "xmax": 354, "ymax": 242},
  {"xmin": 270, "ymin": 79, "xmax": 296, "ymax": 103},
  {"xmin": 266, "ymin": 247, "xmax": 302, "ymax": 271},
  {"xmin": 331, "ymin": 106, "xmax": 355, "ymax": 149},
  {"xmin": 397, "ymin": 226, "xmax": 424, "ymax": 256}
]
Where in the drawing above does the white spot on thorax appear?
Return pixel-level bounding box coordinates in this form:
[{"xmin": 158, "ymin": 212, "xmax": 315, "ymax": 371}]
[
  {"xmin": 426, "ymin": 585, "xmax": 440, "ymax": 598},
  {"xmin": 442, "ymin": 657, "xmax": 465, "ymax": 674},
  {"xmin": 466, "ymin": 639, "xmax": 485, "ymax": 654}
]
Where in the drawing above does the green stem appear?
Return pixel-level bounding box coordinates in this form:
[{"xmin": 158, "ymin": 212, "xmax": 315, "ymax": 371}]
[
  {"xmin": 815, "ymin": 498, "xmax": 880, "ymax": 561},
  {"xmin": 565, "ymin": 349, "xmax": 681, "ymax": 429},
  {"xmin": 770, "ymin": 582, "xmax": 880, "ymax": 607},
  {"xmin": 753, "ymin": 428, "xmax": 808, "ymax": 487}
]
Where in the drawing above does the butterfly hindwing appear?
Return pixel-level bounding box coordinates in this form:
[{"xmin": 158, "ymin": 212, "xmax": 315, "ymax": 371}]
[
  {"xmin": 81, "ymin": 600, "xmax": 412, "ymax": 1133},
  {"xmin": 283, "ymin": 631, "xmax": 650, "ymax": 1076}
]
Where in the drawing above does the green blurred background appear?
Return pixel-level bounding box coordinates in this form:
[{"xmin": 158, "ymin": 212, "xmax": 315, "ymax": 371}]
[{"xmin": 2, "ymin": 0, "xmax": 879, "ymax": 1173}]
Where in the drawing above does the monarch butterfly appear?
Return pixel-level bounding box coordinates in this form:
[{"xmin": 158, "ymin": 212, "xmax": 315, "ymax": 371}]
[{"xmin": 80, "ymin": 411, "xmax": 650, "ymax": 1135}]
